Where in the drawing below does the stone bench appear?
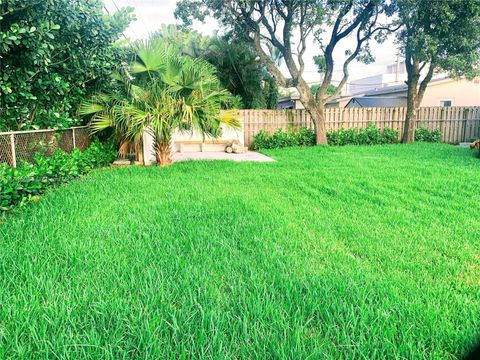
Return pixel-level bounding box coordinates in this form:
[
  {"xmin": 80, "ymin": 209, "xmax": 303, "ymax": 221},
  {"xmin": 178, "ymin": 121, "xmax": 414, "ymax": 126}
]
[{"xmin": 175, "ymin": 139, "xmax": 232, "ymax": 153}]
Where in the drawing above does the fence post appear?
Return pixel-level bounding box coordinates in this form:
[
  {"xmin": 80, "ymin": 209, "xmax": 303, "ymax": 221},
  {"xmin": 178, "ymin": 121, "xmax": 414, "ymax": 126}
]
[
  {"xmin": 10, "ymin": 133, "xmax": 16, "ymax": 168},
  {"xmin": 72, "ymin": 128, "xmax": 76, "ymax": 149}
]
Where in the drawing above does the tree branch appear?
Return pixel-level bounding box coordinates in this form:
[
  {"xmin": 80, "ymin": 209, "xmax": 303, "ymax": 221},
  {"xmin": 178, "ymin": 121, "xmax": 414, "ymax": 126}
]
[
  {"xmin": 253, "ymin": 34, "xmax": 293, "ymax": 88},
  {"xmin": 417, "ymin": 62, "xmax": 435, "ymax": 106}
]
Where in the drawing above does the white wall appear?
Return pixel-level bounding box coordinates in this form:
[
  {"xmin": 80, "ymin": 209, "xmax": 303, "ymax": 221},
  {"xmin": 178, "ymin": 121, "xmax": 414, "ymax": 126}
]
[
  {"xmin": 349, "ymin": 73, "xmax": 406, "ymax": 96},
  {"xmin": 143, "ymin": 124, "xmax": 244, "ymax": 165},
  {"xmin": 421, "ymin": 79, "xmax": 480, "ymax": 107}
]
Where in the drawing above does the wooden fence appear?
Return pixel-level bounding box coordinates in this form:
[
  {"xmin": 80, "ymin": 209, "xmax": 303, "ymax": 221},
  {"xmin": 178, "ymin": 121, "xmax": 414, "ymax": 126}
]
[{"xmin": 239, "ymin": 106, "xmax": 480, "ymax": 146}]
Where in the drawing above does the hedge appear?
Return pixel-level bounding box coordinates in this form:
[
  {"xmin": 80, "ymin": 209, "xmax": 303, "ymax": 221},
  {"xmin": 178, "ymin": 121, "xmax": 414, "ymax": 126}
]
[{"xmin": 0, "ymin": 140, "xmax": 116, "ymax": 211}]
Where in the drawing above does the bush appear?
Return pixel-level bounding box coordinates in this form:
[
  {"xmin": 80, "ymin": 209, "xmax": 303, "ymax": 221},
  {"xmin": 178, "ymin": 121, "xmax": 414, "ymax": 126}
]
[
  {"xmin": 382, "ymin": 128, "xmax": 400, "ymax": 144},
  {"xmin": 415, "ymin": 127, "xmax": 442, "ymax": 143},
  {"xmin": 297, "ymin": 127, "xmax": 316, "ymax": 146},
  {"xmin": 252, "ymin": 127, "xmax": 315, "ymax": 150},
  {"xmin": 0, "ymin": 140, "xmax": 116, "ymax": 211},
  {"xmin": 327, "ymin": 123, "xmax": 399, "ymax": 146}
]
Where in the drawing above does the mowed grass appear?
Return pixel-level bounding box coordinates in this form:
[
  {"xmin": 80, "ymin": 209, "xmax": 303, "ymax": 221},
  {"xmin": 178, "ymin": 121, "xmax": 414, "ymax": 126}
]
[{"xmin": 1, "ymin": 143, "xmax": 479, "ymax": 359}]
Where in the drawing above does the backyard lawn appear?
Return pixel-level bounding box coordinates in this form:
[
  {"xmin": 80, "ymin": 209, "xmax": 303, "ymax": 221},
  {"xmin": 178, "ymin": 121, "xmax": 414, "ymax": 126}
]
[{"xmin": 1, "ymin": 143, "xmax": 479, "ymax": 358}]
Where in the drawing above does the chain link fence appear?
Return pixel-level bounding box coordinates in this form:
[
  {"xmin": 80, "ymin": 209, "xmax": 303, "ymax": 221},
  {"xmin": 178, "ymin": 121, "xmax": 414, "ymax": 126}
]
[{"xmin": 0, "ymin": 126, "xmax": 91, "ymax": 167}]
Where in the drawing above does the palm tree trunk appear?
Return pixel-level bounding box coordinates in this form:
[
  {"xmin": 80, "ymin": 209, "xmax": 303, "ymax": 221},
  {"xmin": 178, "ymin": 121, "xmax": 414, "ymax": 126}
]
[{"xmin": 154, "ymin": 139, "xmax": 172, "ymax": 166}]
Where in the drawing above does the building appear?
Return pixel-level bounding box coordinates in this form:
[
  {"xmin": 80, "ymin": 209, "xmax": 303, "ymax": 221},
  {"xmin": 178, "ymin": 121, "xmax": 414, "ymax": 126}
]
[
  {"xmin": 359, "ymin": 76, "xmax": 480, "ymax": 107},
  {"xmin": 277, "ymin": 75, "xmax": 480, "ymax": 109},
  {"xmin": 276, "ymin": 95, "xmax": 305, "ymax": 110},
  {"xmin": 345, "ymin": 96, "xmax": 407, "ymax": 108},
  {"xmin": 348, "ymin": 60, "xmax": 407, "ymax": 96}
]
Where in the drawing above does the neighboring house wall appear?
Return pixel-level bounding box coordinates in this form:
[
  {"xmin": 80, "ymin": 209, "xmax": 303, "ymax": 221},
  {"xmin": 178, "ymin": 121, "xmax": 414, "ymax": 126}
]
[
  {"xmin": 277, "ymin": 98, "xmax": 305, "ymax": 109},
  {"xmin": 363, "ymin": 78, "xmax": 480, "ymax": 107},
  {"xmin": 349, "ymin": 73, "xmax": 405, "ymax": 96},
  {"xmin": 295, "ymin": 100, "xmax": 305, "ymax": 109},
  {"xmin": 348, "ymin": 61, "xmax": 407, "ymax": 95},
  {"xmin": 366, "ymin": 91, "xmax": 406, "ymax": 99},
  {"xmin": 325, "ymin": 97, "xmax": 352, "ymax": 108},
  {"xmin": 421, "ymin": 79, "xmax": 480, "ymax": 107}
]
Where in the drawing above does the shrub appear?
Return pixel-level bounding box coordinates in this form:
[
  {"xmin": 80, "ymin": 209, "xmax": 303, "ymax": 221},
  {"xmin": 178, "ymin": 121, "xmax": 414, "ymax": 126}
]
[
  {"xmin": 251, "ymin": 130, "xmax": 272, "ymax": 150},
  {"xmin": 0, "ymin": 140, "xmax": 116, "ymax": 211},
  {"xmin": 356, "ymin": 123, "xmax": 382, "ymax": 145},
  {"xmin": 297, "ymin": 127, "xmax": 316, "ymax": 146},
  {"xmin": 327, "ymin": 123, "xmax": 399, "ymax": 146},
  {"xmin": 382, "ymin": 128, "xmax": 400, "ymax": 144},
  {"xmin": 415, "ymin": 127, "xmax": 442, "ymax": 143},
  {"xmin": 252, "ymin": 127, "xmax": 315, "ymax": 150}
]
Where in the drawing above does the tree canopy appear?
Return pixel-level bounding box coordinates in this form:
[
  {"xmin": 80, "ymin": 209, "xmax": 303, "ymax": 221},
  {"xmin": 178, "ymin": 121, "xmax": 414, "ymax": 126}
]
[
  {"xmin": 152, "ymin": 25, "xmax": 278, "ymax": 109},
  {"xmin": 0, "ymin": 0, "xmax": 133, "ymax": 131},
  {"xmin": 80, "ymin": 39, "xmax": 240, "ymax": 166},
  {"xmin": 395, "ymin": 0, "xmax": 480, "ymax": 142},
  {"xmin": 175, "ymin": 0, "xmax": 395, "ymax": 144}
]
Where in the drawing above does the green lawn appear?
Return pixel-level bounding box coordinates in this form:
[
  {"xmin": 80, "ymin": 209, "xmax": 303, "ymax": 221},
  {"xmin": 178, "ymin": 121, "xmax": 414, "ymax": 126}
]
[{"xmin": 1, "ymin": 143, "xmax": 479, "ymax": 359}]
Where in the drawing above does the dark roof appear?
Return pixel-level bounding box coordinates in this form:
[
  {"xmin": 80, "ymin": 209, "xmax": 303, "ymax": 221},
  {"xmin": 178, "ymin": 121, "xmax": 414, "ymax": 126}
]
[
  {"xmin": 362, "ymin": 84, "xmax": 407, "ymax": 96},
  {"xmin": 277, "ymin": 95, "xmax": 300, "ymax": 102},
  {"xmin": 362, "ymin": 76, "xmax": 450, "ymax": 96},
  {"xmin": 345, "ymin": 97, "xmax": 407, "ymax": 108}
]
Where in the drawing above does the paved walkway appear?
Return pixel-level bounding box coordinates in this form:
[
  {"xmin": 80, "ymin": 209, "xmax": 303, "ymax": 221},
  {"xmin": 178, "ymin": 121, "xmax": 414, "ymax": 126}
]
[{"xmin": 172, "ymin": 151, "xmax": 275, "ymax": 163}]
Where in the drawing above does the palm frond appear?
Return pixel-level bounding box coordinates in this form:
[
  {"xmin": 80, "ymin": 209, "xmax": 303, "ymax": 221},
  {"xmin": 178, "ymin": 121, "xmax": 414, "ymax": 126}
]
[
  {"xmin": 90, "ymin": 113, "xmax": 115, "ymax": 133},
  {"xmin": 78, "ymin": 102, "xmax": 105, "ymax": 116},
  {"xmin": 80, "ymin": 36, "xmax": 241, "ymax": 162},
  {"xmin": 217, "ymin": 109, "xmax": 241, "ymax": 129}
]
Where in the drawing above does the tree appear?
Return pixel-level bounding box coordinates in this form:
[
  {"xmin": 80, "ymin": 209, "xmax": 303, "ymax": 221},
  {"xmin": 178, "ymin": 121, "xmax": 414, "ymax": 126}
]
[
  {"xmin": 395, "ymin": 0, "xmax": 480, "ymax": 143},
  {"xmin": 79, "ymin": 40, "xmax": 240, "ymax": 166},
  {"xmin": 203, "ymin": 35, "xmax": 279, "ymax": 109},
  {"xmin": 311, "ymin": 84, "xmax": 336, "ymax": 97},
  {"xmin": 152, "ymin": 25, "xmax": 278, "ymax": 109},
  {"xmin": 0, "ymin": 0, "xmax": 133, "ymax": 131},
  {"xmin": 175, "ymin": 0, "xmax": 394, "ymax": 144}
]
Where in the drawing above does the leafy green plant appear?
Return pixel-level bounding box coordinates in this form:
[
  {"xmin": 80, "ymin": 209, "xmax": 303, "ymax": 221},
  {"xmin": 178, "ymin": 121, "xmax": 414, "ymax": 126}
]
[
  {"xmin": 327, "ymin": 124, "xmax": 399, "ymax": 146},
  {"xmin": 0, "ymin": 1, "xmax": 133, "ymax": 131},
  {"xmin": 297, "ymin": 127, "xmax": 316, "ymax": 146},
  {"xmin": 382, "ymin": 127, "xmax": 400, "ymax": 144},
  {"xmin": 252, "ymin": 127, "xmax": 316, "ymax": 150},
  {"xmin": 251, "ymin": 130, "xmax": 273, "ymax": 150},
  {"xmin": 414, "ymin": 127, "xmax": 442, "ymax": 143},
  {"xmin": 0, "ymin": 141, "xmax": 116, "ymax": 211},
  {"xmin": 80, "ymin": 39, "xmax": 240, "ymax": 166}
]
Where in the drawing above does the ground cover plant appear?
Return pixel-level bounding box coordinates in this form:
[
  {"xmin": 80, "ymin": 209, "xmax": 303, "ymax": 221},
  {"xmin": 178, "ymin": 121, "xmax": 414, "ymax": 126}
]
[
  {"xmin": 415, "ymin": 127, "xmax": 442, "ymax": 143},
  {"xmin": 327, "ymin": 123, "xmax": 400, "ymax": 146},
  {"xmin": 252, "ymin": 127, "xmax": 315, "ymax": 150},
  {"xmin": 0, "ymin": 143, "xmax": 479, "ymax": 358},
  {"xmin": 0, "ymin": 141, "xmax": 116, "ymax": 211}
]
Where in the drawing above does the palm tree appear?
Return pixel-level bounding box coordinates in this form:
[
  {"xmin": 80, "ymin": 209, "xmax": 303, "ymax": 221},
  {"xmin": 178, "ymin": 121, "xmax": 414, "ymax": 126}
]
[{"xmin": 79, "ymin": 39, "xmax": 240, "ymax": 166}]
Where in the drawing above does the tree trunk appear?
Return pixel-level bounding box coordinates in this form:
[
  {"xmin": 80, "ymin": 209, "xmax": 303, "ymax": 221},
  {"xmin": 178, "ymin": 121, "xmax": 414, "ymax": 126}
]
[
  {"xmin": 310, "ymin": 106, "xmax": 327, "ymax": 145},
  {"xmin": 402, "ymin": 60, "xmax": 420, "ymax": 143},
  {"xmin": 297, "ymin": 79, "xmax": 328, "ymax": 145},
  {"xmin": 154, "ymin": 139, "xmax": 172, "ymax": 166},
  {"xmin": 402, "ymin": 102, "xmax": 417, "ymax": 143}
]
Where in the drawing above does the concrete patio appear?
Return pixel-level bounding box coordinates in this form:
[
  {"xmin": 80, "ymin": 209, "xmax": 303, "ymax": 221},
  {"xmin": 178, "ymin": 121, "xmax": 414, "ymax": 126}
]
[{"xmin": 172, "ymin": 151, "xmax": 275, "ymax": 163}]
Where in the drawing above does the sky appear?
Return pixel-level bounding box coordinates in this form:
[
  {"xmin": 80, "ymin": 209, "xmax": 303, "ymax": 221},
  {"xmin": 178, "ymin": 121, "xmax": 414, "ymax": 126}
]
[{"xmin": 104, "ymin": 0, "xmax": 401, "ymax": 87}]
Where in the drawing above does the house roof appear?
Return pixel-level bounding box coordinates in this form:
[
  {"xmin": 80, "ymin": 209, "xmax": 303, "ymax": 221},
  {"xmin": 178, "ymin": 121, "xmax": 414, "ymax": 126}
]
[
  {"xmin": 363, "ymin": 84, "xmax": 407, "ymax": 96},
  {"xmin": 346, "ymin": 97, "xmax": 407, "ymax": 108},
  {"xmin": 362, "ymin": 75, "xmax": 452, "ymax": 96},
  {"xmin": 277, "ymin": 94, "xmax": 300, "ymax": 102}
]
